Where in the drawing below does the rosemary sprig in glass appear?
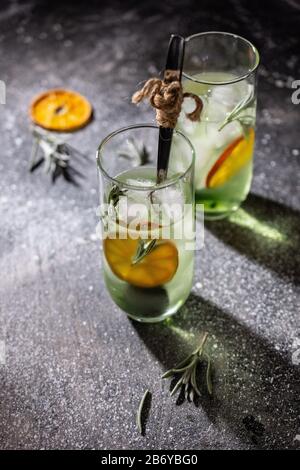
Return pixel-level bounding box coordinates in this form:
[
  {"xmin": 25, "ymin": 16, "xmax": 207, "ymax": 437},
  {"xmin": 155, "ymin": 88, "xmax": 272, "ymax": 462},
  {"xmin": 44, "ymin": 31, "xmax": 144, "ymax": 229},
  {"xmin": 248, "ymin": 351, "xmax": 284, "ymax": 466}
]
[
  {"xmin": 162, "ymin": 332, "xmax": 212, "ymax": 401},
  {"xmin": 107, "ymin": 186, "xmax": 157, "ymax": 264},
  {"xmin": 107, "ymin": 184, "xmax": 127, "ymax": 207},
  {"xmin": 218, "ymin": 87, "xmax": 255, "ymax": 133},
  {"xmin": 131, "ymin": 239, "xmax": 157, "ymax": 265},
  {"xmin": 114, "ymin": 137, "xmax": 157, "ymax": 263}
]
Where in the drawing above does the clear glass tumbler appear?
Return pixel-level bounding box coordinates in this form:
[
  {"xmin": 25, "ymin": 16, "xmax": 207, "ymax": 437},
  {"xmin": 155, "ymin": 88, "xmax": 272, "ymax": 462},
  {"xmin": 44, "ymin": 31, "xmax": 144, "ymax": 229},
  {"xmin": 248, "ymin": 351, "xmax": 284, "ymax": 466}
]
[
  {"xmin": 97, "ymin": 124, "xmax": 195, "ymax": 323},
  {"xmin": 177, "ymin": 31, "xmax": 260, "ymax": 219}
]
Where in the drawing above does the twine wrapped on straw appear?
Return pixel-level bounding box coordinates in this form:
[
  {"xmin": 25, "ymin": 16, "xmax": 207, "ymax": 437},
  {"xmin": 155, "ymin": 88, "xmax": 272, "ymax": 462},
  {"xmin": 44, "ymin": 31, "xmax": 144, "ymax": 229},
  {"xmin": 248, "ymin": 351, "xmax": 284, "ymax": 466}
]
[{"xmin": 132, "ymin": 70, "xmax": 203, "ymax": 129}]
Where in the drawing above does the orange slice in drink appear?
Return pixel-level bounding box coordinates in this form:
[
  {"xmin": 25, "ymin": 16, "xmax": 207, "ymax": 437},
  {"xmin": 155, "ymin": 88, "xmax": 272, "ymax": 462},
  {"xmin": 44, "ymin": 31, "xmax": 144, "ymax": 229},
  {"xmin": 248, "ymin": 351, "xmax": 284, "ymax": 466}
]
[
  {"xmin": 206, "ymin": 128, "xmax": 255, "ymax": 188},
  {"xmin": 104, "ymin": 237, "xmax": 178, "ymax": 288},
  {"xmin": 30, "ymin": 89, "xmax": 92, "ymax": 132}
]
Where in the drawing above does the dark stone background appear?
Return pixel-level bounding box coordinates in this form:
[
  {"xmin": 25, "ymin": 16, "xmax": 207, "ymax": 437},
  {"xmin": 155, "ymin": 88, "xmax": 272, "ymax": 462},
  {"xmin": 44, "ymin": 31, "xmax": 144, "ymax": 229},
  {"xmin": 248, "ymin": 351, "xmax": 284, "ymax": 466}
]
[{"xmin": 0, "ymin": 0, "xmax": 299, "ymax": 450}]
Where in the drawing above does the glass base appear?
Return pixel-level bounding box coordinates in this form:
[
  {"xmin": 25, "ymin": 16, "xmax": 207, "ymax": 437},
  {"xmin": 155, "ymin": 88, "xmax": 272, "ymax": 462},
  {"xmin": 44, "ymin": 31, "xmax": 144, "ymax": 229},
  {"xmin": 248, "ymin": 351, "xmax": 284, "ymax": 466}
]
[
  {"xmin": 104, "ymin": 274, "xmax": 190, "ymax": 323},
  {"xmin": 126, "ymin": 299, "xmax": 184, "ymax": 323},
  {"xmin": 203, "ymin": 206, "xmax": 240, "ymax": 220},
  {"xmin": 116, "ymin": 293, "xmax": 188, "ymax": 323},
  {"xmin": 196, "ymin": 197, "xmax": 242, "ymax": 220}
]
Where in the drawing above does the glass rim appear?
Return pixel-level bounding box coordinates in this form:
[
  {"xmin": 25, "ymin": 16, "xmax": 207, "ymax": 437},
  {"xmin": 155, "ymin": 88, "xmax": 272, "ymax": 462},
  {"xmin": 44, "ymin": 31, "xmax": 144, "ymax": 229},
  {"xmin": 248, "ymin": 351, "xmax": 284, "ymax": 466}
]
[
  {"xmin": 96, "ymin": 123, "xmax": 195, "ymax": 191},
  {"xmin": 183, "ymin": 31, "xmax": 260, "ymax": 85}
]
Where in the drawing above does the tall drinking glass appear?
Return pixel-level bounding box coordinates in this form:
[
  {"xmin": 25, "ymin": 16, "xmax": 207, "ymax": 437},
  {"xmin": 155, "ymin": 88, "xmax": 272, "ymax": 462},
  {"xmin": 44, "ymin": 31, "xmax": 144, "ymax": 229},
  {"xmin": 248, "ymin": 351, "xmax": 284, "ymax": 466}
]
[
  {"xmin": 177, "ymin": 32, "xmax": 260, "ymax": 219},
  {"xmin": 97, "ymin": 124, "xmax": 195, "ymax": 323}
]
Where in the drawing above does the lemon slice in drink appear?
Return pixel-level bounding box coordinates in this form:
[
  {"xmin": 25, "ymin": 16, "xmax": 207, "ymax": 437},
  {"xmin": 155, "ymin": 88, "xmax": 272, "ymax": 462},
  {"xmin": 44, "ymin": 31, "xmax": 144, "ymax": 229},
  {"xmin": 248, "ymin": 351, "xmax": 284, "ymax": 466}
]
[
  {"xmin": 104, "ymin": 237, "xmax": 178, "ymax": 288},
  {"xmin": 206, "ymin": 128, "xmax": 255, "ymax": 188}
]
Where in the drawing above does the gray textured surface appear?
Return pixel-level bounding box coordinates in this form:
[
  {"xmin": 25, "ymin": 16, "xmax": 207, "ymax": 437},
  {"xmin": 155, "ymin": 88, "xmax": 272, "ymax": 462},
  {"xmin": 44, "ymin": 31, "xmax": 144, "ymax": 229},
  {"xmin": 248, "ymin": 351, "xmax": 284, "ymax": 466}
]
[{"xmin": 0, "ymin": 0, "xmax": 299, "ymax": 450}]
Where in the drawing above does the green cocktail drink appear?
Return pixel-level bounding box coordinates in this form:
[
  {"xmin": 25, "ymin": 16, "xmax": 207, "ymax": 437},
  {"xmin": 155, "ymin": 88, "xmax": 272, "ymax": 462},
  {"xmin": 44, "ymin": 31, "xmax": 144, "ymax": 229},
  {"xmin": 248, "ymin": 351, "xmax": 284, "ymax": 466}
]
[
  {"xmin": 177, "ymin": 32, "xmax": 259, "ymax": 219},
  {"xmin": 97, "ymin": 125, "xmax": 195, "ymax": 323}
]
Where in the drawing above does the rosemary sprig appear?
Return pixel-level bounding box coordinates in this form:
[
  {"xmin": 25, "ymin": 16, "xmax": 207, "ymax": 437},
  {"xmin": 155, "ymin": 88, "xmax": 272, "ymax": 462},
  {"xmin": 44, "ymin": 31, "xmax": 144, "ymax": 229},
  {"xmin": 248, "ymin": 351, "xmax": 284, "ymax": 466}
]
[
  {"xmin": 131, "ymin": 239, "xmax": 157, "ymax": 265},
  {"xmin": 107, "ymin": 187, "xmax": 157, "ymax": 264},
  {"xmin": 107, "ymin": 184, "xmax": 127, "ymax": 207},
  {"xmin": 205, "ymin": 354, "xmax": 213, "ymax": 395},
  {"xmin": 118, "ymin": 137, "xmax": 150, "ymax": 165},
  {"xmin": 218, "ymin": 87, "xmax": 255, "ymax": 132},
  {"xmin": 136, "ymin": 389, "xmax": 151, "ymax": 435},
  {"xmin": 29, "ymin": 127, "xmax": 83, "ymax": 185},
  {"xmin": 162, "ymin": 332, "xmax": 212, "ymax": 401}
]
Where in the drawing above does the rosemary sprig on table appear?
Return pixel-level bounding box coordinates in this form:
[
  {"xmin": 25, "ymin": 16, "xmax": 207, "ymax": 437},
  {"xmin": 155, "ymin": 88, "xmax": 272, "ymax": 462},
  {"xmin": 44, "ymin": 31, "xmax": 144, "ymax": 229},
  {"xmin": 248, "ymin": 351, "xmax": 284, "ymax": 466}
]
[
  {"xmin": 136, "ymin": 334, "xmax": 213, "ymax": 435},
  {"xmin": 162, "ymin": 332, "xmax": 212, "ymax": 401},
  {"xmin": 118, "ymin": 137, "xmax": 150, "ymax": 165},
  {"xmin": 136, "ymin": 389, "xmax": 151, "ymax": 435},
  {"xmin": 29, "ymin": 127, "xmax": 84, "ymax": 184}
]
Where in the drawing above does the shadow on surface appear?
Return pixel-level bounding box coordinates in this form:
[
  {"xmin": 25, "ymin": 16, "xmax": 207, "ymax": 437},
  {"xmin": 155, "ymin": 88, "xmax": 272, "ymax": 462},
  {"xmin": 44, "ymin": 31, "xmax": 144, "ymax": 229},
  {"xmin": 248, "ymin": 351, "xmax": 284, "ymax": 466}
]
[
  {"xmin": 133, "ymin": 294, "xmax": 299, "ymax": 449},
  {"xmin": 206, "ymin": 193, "xmax": 300, "ymax": 284}
]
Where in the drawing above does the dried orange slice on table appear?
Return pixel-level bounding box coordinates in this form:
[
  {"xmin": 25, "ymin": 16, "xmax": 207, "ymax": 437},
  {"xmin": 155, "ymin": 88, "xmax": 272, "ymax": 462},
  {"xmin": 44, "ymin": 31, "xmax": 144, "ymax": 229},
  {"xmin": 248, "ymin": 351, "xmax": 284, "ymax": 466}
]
[
  {"xmin": 206, "ymin": 128, "xmax": 255, "ymax": 188},
  {"xmin": 104, "ymin": 237, "xmax": 178, "ymax": 288},
  {"xmin": 30, "ymin": 89, "xmax": 92, "ymax": 132}
]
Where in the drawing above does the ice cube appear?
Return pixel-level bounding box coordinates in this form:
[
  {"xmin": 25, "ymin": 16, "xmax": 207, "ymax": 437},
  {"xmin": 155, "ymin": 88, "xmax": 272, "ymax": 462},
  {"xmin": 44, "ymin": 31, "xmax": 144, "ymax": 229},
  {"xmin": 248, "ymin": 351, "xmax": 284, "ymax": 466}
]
[
  {"xmin": 192, "ymin": 138, "xmax": 216, "ymax": 188},
  {"xmin": 205, "ymin": 81, "xmax": 251, "ymax": 123},
  {"xmin": 116, "ymin": 189, "xmax": 151, "ymax": 224},
  {"xmin": 151, "ymin": 184, "xmax": 185, "ymax": 225},
  {"xmin": 203, "ymin": 102, "xmax": 229, "ymax": 123},
  {"xmin": 206, "ymin": 121, "xmax": 243, "ymax": 149},
  {"xmin": 124, "ymin": 178, "xmax": 154, "ymax": 187},
  {"xmin": 211, "ymin": 81, "xmax": 249, "ymax": 109}
]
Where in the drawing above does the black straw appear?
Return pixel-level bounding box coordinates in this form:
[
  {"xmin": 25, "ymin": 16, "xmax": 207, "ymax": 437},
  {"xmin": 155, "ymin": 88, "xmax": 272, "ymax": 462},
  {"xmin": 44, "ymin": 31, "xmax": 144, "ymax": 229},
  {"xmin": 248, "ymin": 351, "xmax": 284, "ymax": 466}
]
[{"xmin": 156, "ymin": 35, "xmax": 185, "ymax": 183}]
